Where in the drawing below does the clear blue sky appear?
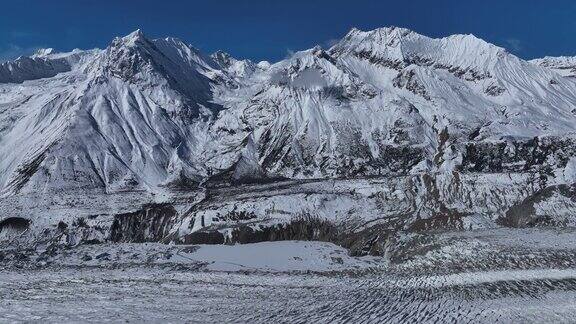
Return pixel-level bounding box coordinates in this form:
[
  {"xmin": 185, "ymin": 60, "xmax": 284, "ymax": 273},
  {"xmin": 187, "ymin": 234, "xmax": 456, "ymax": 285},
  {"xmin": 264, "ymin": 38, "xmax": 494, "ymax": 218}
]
[{"xmin": 1, "ymin": 0, "xmax": 575, "ymax": 62}]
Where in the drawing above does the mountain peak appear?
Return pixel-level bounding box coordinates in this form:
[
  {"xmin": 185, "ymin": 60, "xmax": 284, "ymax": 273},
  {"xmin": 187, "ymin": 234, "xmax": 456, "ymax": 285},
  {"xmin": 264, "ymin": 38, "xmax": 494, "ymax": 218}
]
[
  {"xmin": 335, "ymin": 26, "xmax": 502, "ymax": 53},
  {"xmin": 211, "ymin": 50, "xmax": 234, "ymax": 68},
  {"xmin": 331, "ymin": 26, "xmax": 421, "ymax": 55},
  {"xmin": 32, "ymin": 48, "xmax": 56, "ymax": 57},
  {"xmin": 345, "ymin": 27, "xmax": 363, "ymax": 37},
  {"xmin": 373, "ymin": 26, "xmax": 415, "ymax": 36},
  {"xmin": 343, "ymin": 26, "xmax": 417, "ymax": 41},
  {"xmin": 115, "ymin": 29, "xmax": 148, "ymax": 47},
  {"xmin": 127, "ymin": 28, "xmax": 145, "ymax": 38}
]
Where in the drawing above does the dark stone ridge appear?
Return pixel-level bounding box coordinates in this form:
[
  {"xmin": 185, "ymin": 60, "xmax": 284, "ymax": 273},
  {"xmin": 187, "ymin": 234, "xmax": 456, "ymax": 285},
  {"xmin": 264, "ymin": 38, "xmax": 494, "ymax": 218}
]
[{"xmin": 110, "ymin": 203, "xmax": 178, "ymax": 243}]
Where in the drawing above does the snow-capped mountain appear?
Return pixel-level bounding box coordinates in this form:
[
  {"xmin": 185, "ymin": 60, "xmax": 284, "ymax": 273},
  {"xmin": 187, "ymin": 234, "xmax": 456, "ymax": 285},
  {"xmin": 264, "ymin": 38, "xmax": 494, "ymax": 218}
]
[
  {"xmin": 2, "ymin": 27, "xmax": 576, "ymax": 249},
  {"xmin": 2, "ymin": 27, "xmax": 576, "ymax": 195},
  {"xmin": 215, "ymin": 27, "xmax": 576, "ymax": 180},
  {"xmin": 0, "ymin": 30, "xmax": 238, "ymax": 195}
]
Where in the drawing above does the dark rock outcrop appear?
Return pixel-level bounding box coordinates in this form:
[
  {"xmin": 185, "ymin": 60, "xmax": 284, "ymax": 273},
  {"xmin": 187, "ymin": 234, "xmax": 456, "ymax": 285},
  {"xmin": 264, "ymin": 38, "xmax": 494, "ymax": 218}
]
[
  {"xmin": 499, "ymin": 184, "xmax": 576, "ymax": 227},
  {"xmin": 0, "ymin": 217, "xmax": 30, "ymax": 237},
  {"xmin": 461, "ymin": 136, "xmax": 576, "ymax": 174},
  {"xmin": 110, "ymin": 203, "xmax": 177, "ymax": 243}
]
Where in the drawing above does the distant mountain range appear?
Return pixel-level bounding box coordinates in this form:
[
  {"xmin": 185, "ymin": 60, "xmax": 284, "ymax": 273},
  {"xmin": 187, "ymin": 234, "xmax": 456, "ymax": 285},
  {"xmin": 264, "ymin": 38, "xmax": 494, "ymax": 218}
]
[{"xmin": 1, "ymin": 27, "xmax": 576, "ymax": 249}]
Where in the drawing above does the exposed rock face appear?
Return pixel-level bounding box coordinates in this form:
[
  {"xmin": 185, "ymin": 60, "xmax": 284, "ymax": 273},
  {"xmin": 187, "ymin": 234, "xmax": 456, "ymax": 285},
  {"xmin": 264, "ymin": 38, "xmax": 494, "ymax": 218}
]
[
  {"xmin": 227, "ymin": 216, "xmax": 339, "ymax": 245},
  {"xmin": 500, "ymin": 184, "xmax": 576, "ymax": 228},
  {"xmin": 110, "ymin": 204, "xmax": 178, "ymax": 243},
  {"xmin": 460, "ymin": 136, "xmax": 576, "ymax": 174},
  {"xmin": 0, "ymin": 217, "xmax": 30, "ymax": 241}
]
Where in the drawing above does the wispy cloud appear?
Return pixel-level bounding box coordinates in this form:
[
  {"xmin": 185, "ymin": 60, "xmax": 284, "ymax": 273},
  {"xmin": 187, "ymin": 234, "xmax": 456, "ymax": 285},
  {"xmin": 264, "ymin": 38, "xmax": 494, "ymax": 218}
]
[
  {"xmin": 8, "ymin": 31, "xmax": 35, "ymax": 39},
  {"xmin": 0, "ymin": 44, "xmax": 41, "ymax": 63},
  {"xmin": 504, "ymin": 38, "xmax": 523, "ymax": 53},
  {"xmin": 285, "ymin": 48, "xmax": 295, "ymax": 59},
  {"xmin": 284, "ymin": 38, "xmax": 340, "ymax": 60},
  {"xmin": 0, "ymin": 30, "xmax": 43, "ymax": 62},
  {"xmin": 323, "ymin": 38, "xmax": 340, "ymax": 48}
]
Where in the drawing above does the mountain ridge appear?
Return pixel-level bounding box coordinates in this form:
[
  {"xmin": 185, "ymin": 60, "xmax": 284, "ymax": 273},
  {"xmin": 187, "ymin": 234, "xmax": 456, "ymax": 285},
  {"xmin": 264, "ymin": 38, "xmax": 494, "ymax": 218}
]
[{"xmin": 1, "ymin": 27, "xmax": 576, "ymax": 197}]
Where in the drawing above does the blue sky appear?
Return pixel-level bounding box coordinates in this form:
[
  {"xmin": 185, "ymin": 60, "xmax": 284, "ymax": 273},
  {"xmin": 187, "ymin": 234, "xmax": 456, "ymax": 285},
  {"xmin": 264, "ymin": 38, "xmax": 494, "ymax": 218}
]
[{"xmin": 1, "ymin": 0, "xmax": 575, "ymax": 62}]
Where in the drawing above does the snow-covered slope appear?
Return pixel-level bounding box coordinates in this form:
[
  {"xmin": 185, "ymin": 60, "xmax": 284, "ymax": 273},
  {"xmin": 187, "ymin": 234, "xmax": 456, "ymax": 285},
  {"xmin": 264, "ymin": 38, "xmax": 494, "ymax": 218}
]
[
  {"xmin": 0, "ymin": 48, "xmax": 95, "ymax": 84},
  {"xmin": 531, "ymin": 56, "xmax": 576, "ymax": 78},
  {"xmin": 210, "ymin": 50, "xmax": 268, "ymax": 81}
]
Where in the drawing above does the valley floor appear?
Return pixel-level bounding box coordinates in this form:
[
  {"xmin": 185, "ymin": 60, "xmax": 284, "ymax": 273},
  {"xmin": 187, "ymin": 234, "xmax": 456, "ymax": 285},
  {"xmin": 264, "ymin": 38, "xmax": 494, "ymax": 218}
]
[{"xmin": 2, "ymin": 228, "xmax": 576, "ymax": 323}]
